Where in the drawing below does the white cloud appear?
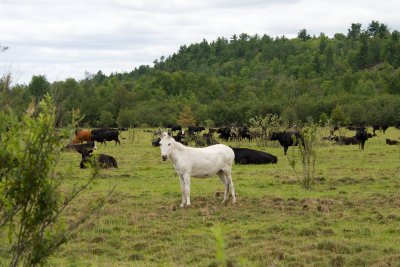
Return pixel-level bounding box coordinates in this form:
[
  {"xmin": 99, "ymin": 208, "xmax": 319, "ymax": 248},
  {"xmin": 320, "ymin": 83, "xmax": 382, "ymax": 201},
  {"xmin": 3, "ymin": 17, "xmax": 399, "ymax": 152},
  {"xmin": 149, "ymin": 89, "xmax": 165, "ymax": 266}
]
[{"xmin": 1, "ymin": 0, "xmax": 400, "ymax": 84}]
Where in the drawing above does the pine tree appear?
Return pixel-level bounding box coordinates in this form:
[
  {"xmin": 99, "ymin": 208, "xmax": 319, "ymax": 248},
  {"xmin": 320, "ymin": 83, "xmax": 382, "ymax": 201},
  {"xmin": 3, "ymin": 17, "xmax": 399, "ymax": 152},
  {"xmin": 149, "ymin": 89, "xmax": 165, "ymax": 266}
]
[{"xmin": 177, "ymin": 106, "xmax": 196, "ymax": 127}]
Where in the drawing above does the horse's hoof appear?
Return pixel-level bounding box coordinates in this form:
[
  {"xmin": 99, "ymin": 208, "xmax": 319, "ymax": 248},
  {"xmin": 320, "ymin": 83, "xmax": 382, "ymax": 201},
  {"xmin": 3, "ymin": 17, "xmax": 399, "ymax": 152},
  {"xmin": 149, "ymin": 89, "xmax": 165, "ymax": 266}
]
[{"xmin": 179, "ymin": 203, "xmax": 185, "ymax": 208}]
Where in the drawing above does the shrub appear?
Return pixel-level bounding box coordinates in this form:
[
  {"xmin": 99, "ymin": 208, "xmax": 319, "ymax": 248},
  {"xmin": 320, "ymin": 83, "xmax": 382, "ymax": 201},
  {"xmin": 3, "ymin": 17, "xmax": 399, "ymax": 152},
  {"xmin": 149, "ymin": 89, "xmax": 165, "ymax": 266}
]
[{"xmin": 0, "ymin": 95, "xmax": 111, "ymax": 266}]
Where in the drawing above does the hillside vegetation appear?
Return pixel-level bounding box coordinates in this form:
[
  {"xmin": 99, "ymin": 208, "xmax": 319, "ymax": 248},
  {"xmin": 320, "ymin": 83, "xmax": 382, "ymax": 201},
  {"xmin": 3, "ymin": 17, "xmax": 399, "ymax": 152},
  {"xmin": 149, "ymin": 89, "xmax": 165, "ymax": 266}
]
[{"xmin": 2, "ymin": 21, "xmax": 400, "ymax": 127}]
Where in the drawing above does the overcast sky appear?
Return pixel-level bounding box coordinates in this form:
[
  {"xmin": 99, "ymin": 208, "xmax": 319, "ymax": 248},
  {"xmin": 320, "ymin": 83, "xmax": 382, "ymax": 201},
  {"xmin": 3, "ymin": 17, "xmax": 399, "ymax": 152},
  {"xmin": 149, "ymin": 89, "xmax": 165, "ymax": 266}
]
[{"xmin": 1, "ymin": 0, "xmax": 400, "ymax": 85}]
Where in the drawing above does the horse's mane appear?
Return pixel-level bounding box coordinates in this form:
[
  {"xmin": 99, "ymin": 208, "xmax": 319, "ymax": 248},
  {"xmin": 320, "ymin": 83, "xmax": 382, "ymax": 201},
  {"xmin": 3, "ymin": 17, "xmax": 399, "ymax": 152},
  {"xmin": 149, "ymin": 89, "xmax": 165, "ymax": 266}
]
[{"xmin": 171, "ymin": 137, "xmax": 187, "ymax": 150}]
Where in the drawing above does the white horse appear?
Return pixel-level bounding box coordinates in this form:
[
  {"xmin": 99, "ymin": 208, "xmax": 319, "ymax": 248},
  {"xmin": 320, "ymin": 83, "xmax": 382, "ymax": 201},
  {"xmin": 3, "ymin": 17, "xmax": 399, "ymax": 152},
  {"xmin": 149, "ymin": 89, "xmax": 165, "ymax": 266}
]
[{"xmin": 158, "ymin": 131, "xmax": 236, "ymax": 207}]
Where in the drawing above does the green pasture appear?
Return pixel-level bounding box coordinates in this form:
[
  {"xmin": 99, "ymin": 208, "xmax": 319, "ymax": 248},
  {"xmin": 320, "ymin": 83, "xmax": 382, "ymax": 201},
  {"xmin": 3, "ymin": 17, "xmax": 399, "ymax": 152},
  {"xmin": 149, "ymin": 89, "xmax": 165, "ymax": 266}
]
[{"xmin": 43, "ymin": 127, "xmax": 400, "ymax": 266}]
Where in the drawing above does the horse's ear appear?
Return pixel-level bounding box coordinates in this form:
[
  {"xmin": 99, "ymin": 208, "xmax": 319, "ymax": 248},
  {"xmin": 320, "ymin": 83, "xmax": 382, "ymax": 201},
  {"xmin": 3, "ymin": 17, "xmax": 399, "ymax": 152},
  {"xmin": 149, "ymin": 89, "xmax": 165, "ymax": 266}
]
[{"xmin": 167, "ymin": 129, "xmax": 172, "ymax": 137}]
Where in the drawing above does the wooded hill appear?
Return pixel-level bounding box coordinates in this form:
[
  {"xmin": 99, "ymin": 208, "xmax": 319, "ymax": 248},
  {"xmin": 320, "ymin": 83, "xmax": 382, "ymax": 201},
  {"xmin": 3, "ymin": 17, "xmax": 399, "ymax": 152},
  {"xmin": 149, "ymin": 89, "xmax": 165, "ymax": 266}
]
[{"xmin": 2, "ymin": 21, "xmax": 400, "ymax": 127}]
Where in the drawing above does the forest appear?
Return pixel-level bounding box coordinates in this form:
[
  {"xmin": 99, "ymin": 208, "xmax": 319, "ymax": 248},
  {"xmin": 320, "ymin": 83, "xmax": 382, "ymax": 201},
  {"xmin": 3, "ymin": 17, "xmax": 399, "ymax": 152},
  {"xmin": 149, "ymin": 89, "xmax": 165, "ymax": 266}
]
[{"xmin": 1, "ymin": 20, "xmax": 400, "ymax": 128}]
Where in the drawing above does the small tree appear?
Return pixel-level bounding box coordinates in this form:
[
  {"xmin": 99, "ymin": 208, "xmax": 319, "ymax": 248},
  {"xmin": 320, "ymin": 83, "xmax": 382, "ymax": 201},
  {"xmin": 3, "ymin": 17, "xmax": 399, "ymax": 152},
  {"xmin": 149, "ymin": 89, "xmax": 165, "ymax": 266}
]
[
  {"xmin": 331, "ymin": 105, "xmax": 347, "ymax": 126},
  {"xmin": 177, "ymin": 106, "xmax": 196, "ymax": 127},
  {"xmin": 28, "ymin": 75, "xmax": 50, "ymax": 108},
  {"xmin": 298, "ymin": 28, "xmax": 311, "ymax": 41},
  {"xmin": 0, "ymin": 95, "xmax": 110, "ymax": 266},
  {"xmin": 319, "ymin": 112, "xmax": 330, "ymax": 126},
  {"xmin": 287, "ymin": 123, "xmax": 319, "ymax": 189},
  {"xmin": 117, "ymin": 108, "xmax": 136, "ymax": 128},
  {"xmin": 97, "ymin": 110, "xmax": 115, "ymax": 127}
]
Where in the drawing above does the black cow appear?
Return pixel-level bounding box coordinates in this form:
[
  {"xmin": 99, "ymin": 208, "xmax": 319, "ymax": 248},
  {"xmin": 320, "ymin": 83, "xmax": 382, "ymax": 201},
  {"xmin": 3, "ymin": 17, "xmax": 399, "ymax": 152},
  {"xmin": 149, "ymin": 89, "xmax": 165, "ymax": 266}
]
[
  {"xmin": 61, "ymin": 141, "xmax": 97, "ymax": 152},
  {"xmin": 151, "ymin": 132, "xmax": 188, "ymax": 147},
  {"xmin": 234, "ymin": 127, "xmax": 252, "ymax": 141},
  {"xmin": 355, "ymin": 127, "xmax": 368, "ymax": 150},
  {"xmin": 78, "ymin": 148, "xmax": 118, "ymax": 169},
  {"xmin": 217, "ymin": 127, "xmax": 231, "ymax": 141},
  {"xmin": 152, "ymin": 137, "xmax": 161, "ymax": 147},
  {"xmin": 386, "ymin": 139, "xmax": 399, "ymax": 145},
  {"xmin": 91, "ymin": 128, "xmax": 123, "ymax": 145},
  {"xmin": 231, "ymin": 147, "xmax": 277, "ymax": 164},
  {"xmin": 269, "ymin": 131, "xmax": 301, "ymax": 155},
  {"xmin": 188, "ymin": 126, "xmax": 205, "ymax": 133},
  {"xmin": 372, "ymin": 124, "xmax": 389, "ymax": 134},
  {"xmin": 203, "ymin": 133, "xmax": 218, "ymax": 146},
  {"xmin": 208, "ymin": 128, "xmax": 218, "ymax": 134}
]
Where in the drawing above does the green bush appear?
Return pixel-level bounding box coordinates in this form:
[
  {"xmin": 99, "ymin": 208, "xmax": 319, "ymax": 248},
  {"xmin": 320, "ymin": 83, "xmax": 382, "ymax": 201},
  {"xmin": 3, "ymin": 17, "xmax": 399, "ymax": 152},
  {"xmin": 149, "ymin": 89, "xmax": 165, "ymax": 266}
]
[{"xmin": 0, "ymin": 95, "xmax": 110, "ymax": 266}]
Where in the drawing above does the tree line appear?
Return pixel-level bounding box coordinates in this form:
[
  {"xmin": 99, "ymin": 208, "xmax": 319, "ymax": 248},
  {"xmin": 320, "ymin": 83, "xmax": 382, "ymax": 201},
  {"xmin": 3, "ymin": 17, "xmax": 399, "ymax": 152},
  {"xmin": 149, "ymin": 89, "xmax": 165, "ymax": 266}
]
[{"xmin": 1, "ymin": 20, "xmax": 400, "ymax": 128}]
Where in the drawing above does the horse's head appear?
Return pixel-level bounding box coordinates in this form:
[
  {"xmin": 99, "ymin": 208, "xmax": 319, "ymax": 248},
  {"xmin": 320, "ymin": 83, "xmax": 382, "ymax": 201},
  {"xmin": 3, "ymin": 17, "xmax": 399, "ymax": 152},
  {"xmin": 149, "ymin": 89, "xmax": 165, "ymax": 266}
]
[{"xmin": 159, "ymin": 130, "xmax": 173, "ymax": 161}]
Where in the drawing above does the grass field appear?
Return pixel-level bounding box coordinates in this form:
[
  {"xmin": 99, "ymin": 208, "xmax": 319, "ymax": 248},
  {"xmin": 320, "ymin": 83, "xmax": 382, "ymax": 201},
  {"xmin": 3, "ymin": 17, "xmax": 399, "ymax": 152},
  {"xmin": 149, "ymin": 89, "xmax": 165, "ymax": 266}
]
[{"xmin": 43, "ymin": 127, "xmax": 400, "ymax": 266}]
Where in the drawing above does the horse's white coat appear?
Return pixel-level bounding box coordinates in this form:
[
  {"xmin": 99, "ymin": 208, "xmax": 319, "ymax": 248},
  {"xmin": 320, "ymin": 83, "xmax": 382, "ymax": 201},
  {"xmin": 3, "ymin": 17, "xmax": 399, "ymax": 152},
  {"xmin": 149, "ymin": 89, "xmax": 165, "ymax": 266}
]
[{"xmin": 159, "ymin": 132, "xmax": 236, "ymax": 207}]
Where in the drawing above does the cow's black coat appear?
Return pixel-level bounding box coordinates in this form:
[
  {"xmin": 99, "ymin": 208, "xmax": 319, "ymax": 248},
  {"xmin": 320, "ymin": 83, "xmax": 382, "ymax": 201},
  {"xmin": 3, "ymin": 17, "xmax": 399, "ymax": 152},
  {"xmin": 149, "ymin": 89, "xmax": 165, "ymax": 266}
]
[
  {"xmin": 78, "ymin": 148, "xmax": 118, "ymax": 169},
  {"xmin": 91, "ymin": 128, "xmax": 122, "ymax": 145},
  {"xmin": 231, "ymin": 147, "xmax": 277, "ymax": 164},
  {"xmin": 269, "ymin": 131, "xmax": 301, "ymax": 155}
]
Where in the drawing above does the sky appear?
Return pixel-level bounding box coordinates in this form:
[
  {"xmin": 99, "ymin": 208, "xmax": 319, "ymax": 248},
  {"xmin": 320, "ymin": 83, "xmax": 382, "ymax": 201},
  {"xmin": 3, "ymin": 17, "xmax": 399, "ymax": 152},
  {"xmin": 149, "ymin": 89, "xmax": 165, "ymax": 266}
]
[{"xmin": 1, "ymin": 0, "xmax": 400, "ymax": 85}]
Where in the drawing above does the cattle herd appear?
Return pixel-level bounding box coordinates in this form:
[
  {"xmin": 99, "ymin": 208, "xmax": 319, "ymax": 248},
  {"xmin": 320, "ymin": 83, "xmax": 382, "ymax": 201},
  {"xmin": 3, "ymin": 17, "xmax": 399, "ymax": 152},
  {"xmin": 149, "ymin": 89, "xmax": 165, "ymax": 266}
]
[
  {"xmin": 63, "ymin": 124, "xmax": 399, "ymax": 170},
  {"xmin": 63, "ymin": 127, "xmax": 126, "ymax": 169},
  {"xmin": 61, "ymin": 124, "xmax": 399, "ymax": 206}
]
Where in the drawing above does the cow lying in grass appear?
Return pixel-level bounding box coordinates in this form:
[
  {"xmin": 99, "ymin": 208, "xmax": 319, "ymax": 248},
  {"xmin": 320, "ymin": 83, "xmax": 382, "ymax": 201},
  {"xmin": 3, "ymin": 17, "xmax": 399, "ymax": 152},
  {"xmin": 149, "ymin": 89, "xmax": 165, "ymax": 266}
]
[
  {"xmin": 386, "ymin": 139, "xmax": 399, "ymax": 145},
  {"xmin": 231, "ymin": 147, "xmax": 277, "ymax": 164},
  {"xmin": 78, "ymin": 148, "xmax": 118, "ymax": 169}
]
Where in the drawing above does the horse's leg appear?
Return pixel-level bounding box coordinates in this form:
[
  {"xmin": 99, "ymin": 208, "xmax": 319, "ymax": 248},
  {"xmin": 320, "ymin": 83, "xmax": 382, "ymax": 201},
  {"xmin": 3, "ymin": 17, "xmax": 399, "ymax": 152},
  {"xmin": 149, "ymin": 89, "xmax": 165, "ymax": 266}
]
[
  {"xmin": 179, "ymin": 175, "xmax": 185, "ymax": 207},
  {"xmin": 224, "ymin": 169, "xmax": 236, "ymax": 204},
  {"xmin": 217, "ymin": 172, "xmax": 229, "ymax": 204},
  {"xmin": 183, "ymin": 174, "xmax": 191, "ymax": 206}
]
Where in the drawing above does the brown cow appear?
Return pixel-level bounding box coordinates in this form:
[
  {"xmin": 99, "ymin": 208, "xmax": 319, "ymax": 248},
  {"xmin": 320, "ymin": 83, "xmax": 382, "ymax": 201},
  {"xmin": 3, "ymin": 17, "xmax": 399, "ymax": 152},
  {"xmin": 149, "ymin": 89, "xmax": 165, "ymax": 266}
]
[{"xmin": 72, "ymin": 129, "xmax": 92, "ymax": 144}]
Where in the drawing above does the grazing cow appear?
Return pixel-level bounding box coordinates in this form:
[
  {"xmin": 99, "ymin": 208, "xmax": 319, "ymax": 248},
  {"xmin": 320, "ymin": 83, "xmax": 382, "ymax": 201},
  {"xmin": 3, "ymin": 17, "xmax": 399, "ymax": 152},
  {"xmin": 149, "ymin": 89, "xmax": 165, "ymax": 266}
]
[
  {"xmin": 217, "ymin": 127, "xmax": 231, "ymax": 141},
  {"xmin": 91, "ymin": 128, "xmax": 123, "ymax": 145},
  {"xmin": 208, "ymin": 128, "xmax": 218, "ymax": 134},
  {"xmin": 269, "ymin": 131, "xmax": 302, "ymax": 155},
  {"xmin": 174, "ymin": 130, "xmax": 186, "ymax": 143},
  {"xmin": 166, "ymin": 124, "xmax": 182, "ymax": 132},
  {"xmin": 158, "ymin": 130, "xmax": 236, "ymax": 207},
  {"xmin": 231, "ymin": 147, "xmax": 277, "ymax": 164},
  {"xmin": 188, "ymin": 126, "xmax": 205, "ymax": 132},
  {"xmin": 372, "ymin": 124, "xmax": 389, "ymax": 134},
  {"xmin": 355, "ymin": 127, "xmax": 368, "ymax": 150},
  {"xmin": 152, "ymin": 137, "xmax": 161, "ymax": 147},
  {"xmin": 61, "ymin": 141, "xmax": 97, "ymax": 152},
  {"xmin": 72, "ymin": 129, "xmax": 92, "ymax": 144},
  {"xmin": 152, "ymin": 131, "xmax": 188, "ymax": 147},
  {"xmin": 78, "ymin": 148, "xmax": 118, "ymax": 169},
  {"xmin": 203, "ymin": 133, "xmax": 219, "ymax": 146},
  {"xmin": 231, "ymin": 127, "xmax": 252, "ymax": 141},
  {"xmin": 386, "ymin": 139, "xmax": 399, "ymax": 145}
]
